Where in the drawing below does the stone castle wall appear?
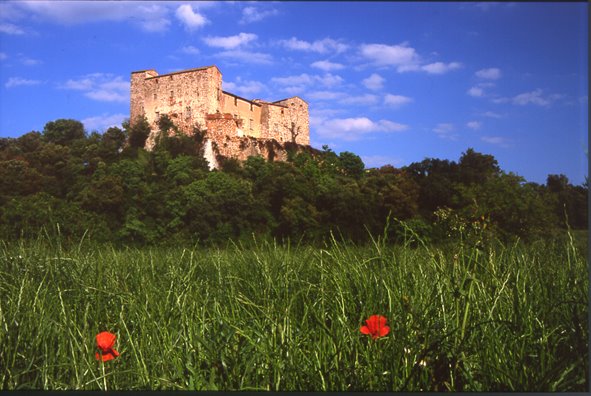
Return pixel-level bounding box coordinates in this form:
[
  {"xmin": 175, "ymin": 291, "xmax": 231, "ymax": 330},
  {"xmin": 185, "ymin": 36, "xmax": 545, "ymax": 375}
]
[{"xmin": 130, "ymin": 65, "xmax": 310, "ymax": 158}]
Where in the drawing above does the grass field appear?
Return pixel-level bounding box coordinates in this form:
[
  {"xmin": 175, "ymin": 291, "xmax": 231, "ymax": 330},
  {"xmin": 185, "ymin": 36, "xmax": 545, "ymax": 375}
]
[{"xmin": 0, "ymin": 230, "xmax": 588, "ymax": 391}]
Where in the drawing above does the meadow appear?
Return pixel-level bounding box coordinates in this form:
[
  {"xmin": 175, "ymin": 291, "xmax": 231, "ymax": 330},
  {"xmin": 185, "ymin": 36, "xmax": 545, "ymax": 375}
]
[{"xmin": 0, "ymin": 229, "xmax": 588, "ymax": 391}]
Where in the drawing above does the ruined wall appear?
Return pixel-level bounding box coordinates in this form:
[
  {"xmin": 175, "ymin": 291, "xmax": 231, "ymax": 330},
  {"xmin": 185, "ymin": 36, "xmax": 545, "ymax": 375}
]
[
  {"xmin": 130, "ymin": 66, "xmax": 310, "ymax": 161},
  {"xmin": 221, "ymin": 92, "xmax": 263, "ymax": 138},
  {"xmin": 131, "ymin": 66, "xmax": 222, "ymax": 149},
  {"xmin": 259, "ymin": 97, "xmax": 309, "ymax": 145}
]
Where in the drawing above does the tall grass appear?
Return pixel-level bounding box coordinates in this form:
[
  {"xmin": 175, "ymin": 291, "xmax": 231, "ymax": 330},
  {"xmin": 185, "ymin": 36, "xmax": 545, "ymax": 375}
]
[{"xmin": 0, "ymin": 229, "xmax": 588, "ymax": 390}]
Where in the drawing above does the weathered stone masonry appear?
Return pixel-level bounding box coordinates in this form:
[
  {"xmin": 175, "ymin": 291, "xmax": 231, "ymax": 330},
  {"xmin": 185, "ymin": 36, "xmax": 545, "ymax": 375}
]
[{"xmin": 130, "ymin": 65, "xmax": 310, "ymax": 166}]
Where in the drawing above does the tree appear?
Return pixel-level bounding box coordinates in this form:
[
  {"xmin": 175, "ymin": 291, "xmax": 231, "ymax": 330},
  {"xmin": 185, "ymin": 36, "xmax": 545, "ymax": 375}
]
[
  {"xmin": 338, "ymin": 151, "xmax": 365, "ymax": 179},
  {"xmin": 458, "ymin": 148, "xmax": 500, "ymax": 185},
  {"xmin": 42, "ymin": 119, "xmax": 86, "ymax": 146},
  {"xmin": 127, "ymin": 115, "xmax": 151, "ymax": 149}
]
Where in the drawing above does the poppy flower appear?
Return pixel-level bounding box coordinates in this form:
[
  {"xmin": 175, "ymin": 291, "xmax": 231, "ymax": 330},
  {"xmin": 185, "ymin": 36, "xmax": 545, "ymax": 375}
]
[
  {"xmin": 360, "ymin": 315, "xmax": 390, "ymax": 339},
  {"xmin": 95, "ymin": 331, "xmax": 120, "ymax": 362}
]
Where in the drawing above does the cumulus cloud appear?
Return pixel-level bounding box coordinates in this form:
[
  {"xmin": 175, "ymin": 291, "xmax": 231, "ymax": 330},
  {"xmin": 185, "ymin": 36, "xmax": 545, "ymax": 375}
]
[
  {"xmin": 307, "ymin": 91, "xmax": 346, "ymax": 101},
  {"xmin": 362, "ymin": 73, "xmax": 385, "ymax": 91},
  {"xmin": 467, "ymin": 86, "xmax": 484, "ymax": 97},
  {"xmin": 480, "ymin": 111, "xmax": 503, "ymax": 118},
  {"xmin": 203, "ymin": 33, "xmax": 257, "ymax": 49},
  {"xmin": 311, "ymin": 60, "xmax": 344, "ymax": 71},
  {"xmin": 223, "ymin": 77, "xmax": 266, "ymax": 97},
  {"xmin": 271, "ymin": 73, "xmax": 344, "ymax": 91},
  {"xmin": 176, "ymin": 4, "xmax": 208, "ymax": 31},
  {"xmin": 360, "ymin": 42, "xmax": 461, "ymax": 74},
  {"xmin": 360, "ymin": 42, "xmax": 420, "ymax": 71},
  {"xmin": 60, "ymin": 73, "xmax": 129, "ymax": 103},
  {"xmin": 466, "ymin": 121, "xmax": 481, "ymax": 130},
  {"xmin": 0, "ymin": 22, "xmax": 25, "ymax": 35},
  {"xmin": 216, "ymin": 50, "xmax": 273, "ymax": 65},
  {"xmin": 475, "ymin": 67, "xmax": 502, "ymax": 79},
  {"xmin": 481, "ymin": 136, "xmax": 512, "ymax": 147},
  {"xmin": 5, "ymin": 77, "xmax": 41, "ymax": 88},
  {"xmin": 511, "ymin": 89, "xmax": 562, "ymax": 106},
  {"xmin": 82, "ymin": 113, "xmax": 127, "ymax": 132},
  {"xmin": 421, "ymin": 61, "xmax": 462, "ymax": 74},
  {"xmin": 180, "ymin": 45, "xmax": 200, "ymax": 55},
  {"xmin": 467, "ymin": 82, "xmax": 496, "ymax": 98},
  {"xmin": 240, "ymin": 5, "xmax": 279, "ymax": 24},
  {"xmin": 17, "ymin": 1, "xmax": 172, "ymax": 32},
  {"xmin": 433, "ymin": 123, "xmax": 458, "ymax": 140},
  {"xmin": 384, "ymin": 94, "xmax": 413, "ymax": 108},
  {"xmin": 279, "ymin": 37, "xmax": 348, "ymax": 54},
  {"xmin": 317, "ymin": 117, "xmax": 408, "ymax": 141},
  {"xmin": 339, "ymin": 94, "xmax": 379, "ymax": 106}
]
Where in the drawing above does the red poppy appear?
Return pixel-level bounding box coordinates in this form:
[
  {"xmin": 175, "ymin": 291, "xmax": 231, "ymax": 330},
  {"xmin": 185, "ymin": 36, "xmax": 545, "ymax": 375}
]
[
  {"xmin": 95, "ymin": 331, "xmax": 120, "ymax": 362},
  {"xmin": 360, "ymin": 315, "xmax": 390, "ymax": 339}
]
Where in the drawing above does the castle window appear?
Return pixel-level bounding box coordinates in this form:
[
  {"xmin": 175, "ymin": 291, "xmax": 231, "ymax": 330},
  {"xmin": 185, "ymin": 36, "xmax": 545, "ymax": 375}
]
[
  {"xmin": 155, "ymin": 111, "xmax": 160, "ymax": 118},
  {"xmin": 234, "ymin": 97, "xmax": 238, "ymax": 106},
  {"xmin": 170, "ymin": 90, "xmax": 174, "ymax": 98},
  {"xmin": 250, "ymin": 103, "xmax": 253, "ymax": 111},
  {"xmin": 281, "ymin": 109, "xmax": 284, "ymax": 115},
  {"xmin": 154, "ymin": 93, "xmax": 157, "ymax": 100},
  {"xmin": 249, "ymin": 119, "xmax": 253, "ymax": 130}
]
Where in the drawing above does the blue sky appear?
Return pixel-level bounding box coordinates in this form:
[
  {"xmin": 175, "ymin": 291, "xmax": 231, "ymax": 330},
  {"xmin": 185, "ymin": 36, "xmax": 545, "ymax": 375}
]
[{"xmin": 0, "ymin": 1, "xmax": 588, "ymax": 185}]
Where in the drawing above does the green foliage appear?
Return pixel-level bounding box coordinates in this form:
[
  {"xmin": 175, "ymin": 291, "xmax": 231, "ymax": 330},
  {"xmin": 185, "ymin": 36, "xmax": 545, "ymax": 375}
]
[
  {"xmin": 127, "ymin": 116, "xmax": 151, "ymax": 149},
  {"xmin": 42, "ymin": 119, "xmax": 86, "ymax": 146},
  {"xmin": 0, "ymin": 118, "xmax": 587, "ymax": 245}
]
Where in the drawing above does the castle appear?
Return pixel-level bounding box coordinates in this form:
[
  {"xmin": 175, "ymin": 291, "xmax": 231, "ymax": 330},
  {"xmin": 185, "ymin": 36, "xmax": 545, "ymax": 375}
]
[{"xmin": 130, "ymin": 65, "xmax": 310, "ymax": 167}]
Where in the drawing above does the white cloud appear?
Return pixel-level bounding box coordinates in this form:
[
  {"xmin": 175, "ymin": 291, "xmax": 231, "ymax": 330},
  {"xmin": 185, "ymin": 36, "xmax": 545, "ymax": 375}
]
[
  {"xmin": 0, "ymin": 52, "xmax": 7, "ymax": 60},
  {"xmin": 481, "ymin": 136, "xmax": 512, "ymax": 147},
  {"xmin": 5, "ymin": 77, "xmax": 41, "ymax": 88},
  {"xmin": 339, "ymin": 94, "xmax": 379, "ymax": 106},
  {"xmin": 82, "ymin": 113, "xmax": 127, "ymax": 132},
  {"xmin": 362, "ymin": 73, "xmax": 385, "ymax": 91},
  {"xmin": 307, "ymin": 91, "xmax": 345, "ymax": 101},
  {"xmin": 360, "ymin": 42, "xmax": 461, "ymax": 75},
  {"xmin": 271, "ymin": 74, "xmax": 314, "ymax": 86},
  {"xmin": 511, "ymin": 89, "xmax": 561, "ymax": 106},
  {"xmin": 271, "ymin": 73, "xmax": 343, "ymax": 88},
  {"xmin": 18, "ymin": 1, "xmax": 172, "ymax": 32},
  {"xmin": 433, "ymin": 123, "xmax": 458, "ymax": 140},
  {"xmin": 240, "ymin": 6, "xmax": 279, "ymax": 24},
  {"xmin": 175, "ymin": 4, "xmax": 208, "ymax": 31},
  {"xmin": 0, "ymin": 22, "xmax": 25, "ymax": 35},
  {"xmin": 223, "ymin": 78, "xmax": 266, "ymax": 97},
  {"xmin": 180, "ymin": 45, "xmax": 200, "ymax": 55},
  {"xmin": 467, "ymin": 86, "xmax": 485, "ymax": 97},
  {"xmin": 203, "ymin": 33, "xmax": 257, "ymax": 49},
  {"xmin": 279, "ymin": 37, "xmax": 348, "ymax": 54},
  {"xmin": 466, "ymin": 121, "xmax": 481, "ymax": 130},
  {"xmin": 317, "ymin": 117, "xmax": 408, "ymax": 141},
  {"xmin": 421, "ymin": 61, "xmax": 462, "ymax": 74},
  {"xmin": 384, "ymin": 94, "xmax": 413, "ymax": 108},
  {"xmin": 361, "ymin": 155, "xmax": 403, "ymax": 168},
  {"xmin": 216, "ymin": 50, "xmax": 273, "ymax": 65},
  {"xmin": 311, "ymin": 60, "xmax": 344, "ymax": 71},
  {"xmin": 360, "ymin": 42, "xmax": 420, "ymax": 71},
  {"xmin": 475, "ymin": 67, "xmax": 502, "ymax": 80},
  {"xmin": 481, "ymin": 111, "xmax": 503, "ymax": 118},
  {"xmin": 60, "ymin": 73, "xmax": 129, "ymax": 103},
  {"xmin": 316, "ymin": 73, "xmax": 344, "ymax": 87}
]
